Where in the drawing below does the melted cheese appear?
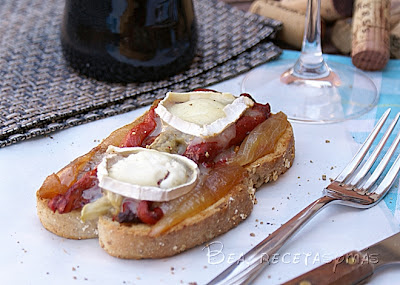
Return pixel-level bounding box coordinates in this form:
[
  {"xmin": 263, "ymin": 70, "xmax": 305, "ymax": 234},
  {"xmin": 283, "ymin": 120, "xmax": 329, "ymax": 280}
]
[
  {"xmin": 169, "ymin": 98, "xmax": 226, "ymax": 125},
  {"xmin": 155, "ymin": 91, "xmax": 254, "ymax": 138},
  {"xmin": 108, "ymin": 150, "xmax": 188, "ymax": 189},
  {"xmin": 97, "ymin": 146, "xmax": 199, "ymax": 202}
]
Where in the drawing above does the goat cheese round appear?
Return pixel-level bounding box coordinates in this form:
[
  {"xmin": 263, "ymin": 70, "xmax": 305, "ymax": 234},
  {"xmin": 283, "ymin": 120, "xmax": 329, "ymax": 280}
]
[
  {"xmin": 97, "ymin": 146, "xmax": 199, "ymax": 201},
  {"xmin": 155, "ymin": 91, "xmax": 254, "ymax": 138}
]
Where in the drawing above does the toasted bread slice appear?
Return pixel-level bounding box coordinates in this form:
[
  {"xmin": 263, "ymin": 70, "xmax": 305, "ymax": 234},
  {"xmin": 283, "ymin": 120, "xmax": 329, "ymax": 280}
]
[
  {"xmin": 36, "ymin": 99, "xmax": 295, "ymax": 258},
  {"xmin": 98, "ymin": 123, "xmax": 294, "ymax": 259}
]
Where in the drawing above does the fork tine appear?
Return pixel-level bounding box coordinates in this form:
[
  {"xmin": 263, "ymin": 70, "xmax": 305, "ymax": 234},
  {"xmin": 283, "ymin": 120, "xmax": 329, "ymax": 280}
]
[
  {"xmin": 371, "ymin": 149, "xmax": 400, "ymax": 199},
  {"xmin": 335, "ymin": 109, "xmax": 391, "ymax": 183},
  {"xmin": 349, "ymin": 112, "xmax": 400, "ymax": 187},
  {"xmin": 359, "ymin": 115, "xmax": 400, "ymax": 191}
]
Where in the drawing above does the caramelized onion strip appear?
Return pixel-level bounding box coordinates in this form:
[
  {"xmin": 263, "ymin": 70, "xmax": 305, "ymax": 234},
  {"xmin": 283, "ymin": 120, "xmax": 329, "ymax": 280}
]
[
  {"xmin": 150, "ymin": 164, "xmax": 247, "ymax": 236},
  {"xmin": 233, "ymin": 112, "xmax": 289, "ymax": 166}
]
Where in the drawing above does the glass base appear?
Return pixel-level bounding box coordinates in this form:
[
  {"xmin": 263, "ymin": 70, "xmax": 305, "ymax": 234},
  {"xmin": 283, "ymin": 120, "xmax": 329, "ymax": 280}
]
[{"xmin": 241, "ymin": 59, "xmax": 378, "ymax": 123}]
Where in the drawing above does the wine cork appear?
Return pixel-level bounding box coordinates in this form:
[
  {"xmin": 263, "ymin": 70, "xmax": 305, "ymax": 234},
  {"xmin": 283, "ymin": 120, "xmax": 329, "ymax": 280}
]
[
  {"xmin": 389, "ymin": 0, "xmax": 400, "ymax": 58},
  {"xmin": 331, "ymin": 18, "xmax": 352, "ymax": 54},
  {"xmin": 390, "ymin": 22, "xmax": 400, "ymax": 59},
  {"xmin": 390, "ymin": 1, "xmax": 400, "ymax": 29},
  {"xmin": 279, "ymin": 0, "xmax": 353, "ymax": 22},
  {"xmin": 351, "ymin": 0, "xmax": 390, "ymax": 71},
  {"xmin": 330, "ymin": 6, "xmax": 400, "ymax": 57},
  {"xmin": 249, "ymin": 1, "xmax": 306, "ymax": 49}
]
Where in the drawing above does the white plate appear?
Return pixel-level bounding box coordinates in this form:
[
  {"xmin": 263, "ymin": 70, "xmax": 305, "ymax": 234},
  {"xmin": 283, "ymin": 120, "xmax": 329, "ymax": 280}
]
[{"xmin": 2, "ymin": 81, "xmax": 399, "ymax": 284}]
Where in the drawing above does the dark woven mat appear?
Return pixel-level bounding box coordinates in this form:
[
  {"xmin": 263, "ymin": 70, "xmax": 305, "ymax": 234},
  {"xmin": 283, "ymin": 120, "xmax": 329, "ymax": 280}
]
[{"xmin": 0, "ymin": 0, "xmax": 282, "ymax": 148}]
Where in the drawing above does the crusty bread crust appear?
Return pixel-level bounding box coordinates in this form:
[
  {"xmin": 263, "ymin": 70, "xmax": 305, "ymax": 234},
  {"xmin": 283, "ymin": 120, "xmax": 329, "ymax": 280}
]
[
  {"xmin": 36, "ymin": 109, "xmax": 295, "ymax": 258},
  {"xmin": 247, "ymin": 122, "xmax": 295, "ymax": 189},
  {"xmin": 98, "ymin": 183, "xmax": 253, "ymax": 259},
  {"xmin": 37, "ymin": 194, "xmax": 98, "ymax": 239}
]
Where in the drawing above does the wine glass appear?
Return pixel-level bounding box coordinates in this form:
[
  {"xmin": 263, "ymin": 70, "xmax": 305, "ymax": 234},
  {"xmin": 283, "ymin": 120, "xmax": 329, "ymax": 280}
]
[{"xmin": 241, "ymin": 0, "xmax": 378, "ymax": 123}]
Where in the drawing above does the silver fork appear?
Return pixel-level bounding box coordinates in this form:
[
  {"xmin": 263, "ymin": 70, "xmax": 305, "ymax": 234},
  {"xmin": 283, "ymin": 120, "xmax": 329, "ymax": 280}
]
[{"xmin": 207, "ymin": 108, "xmax": 400, "ymax": 285}]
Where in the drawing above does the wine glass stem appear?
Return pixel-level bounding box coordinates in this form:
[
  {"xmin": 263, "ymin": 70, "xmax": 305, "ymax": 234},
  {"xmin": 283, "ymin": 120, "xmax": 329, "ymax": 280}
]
[{"xmin": 291, "ymin": 0, "xmax": 329, "ymax": 79}]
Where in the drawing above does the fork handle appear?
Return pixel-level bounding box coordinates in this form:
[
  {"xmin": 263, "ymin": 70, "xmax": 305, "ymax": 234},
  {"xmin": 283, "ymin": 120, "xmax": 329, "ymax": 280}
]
[{"xmin": 207, "ymin": 195, "xmax": 337, "ymax": 285}]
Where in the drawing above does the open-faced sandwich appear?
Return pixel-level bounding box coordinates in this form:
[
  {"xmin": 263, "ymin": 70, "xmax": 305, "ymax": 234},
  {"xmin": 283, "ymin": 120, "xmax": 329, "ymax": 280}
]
[{"xmin": 36, "ymin": 89, "xmax": 295, "ymax": 259}]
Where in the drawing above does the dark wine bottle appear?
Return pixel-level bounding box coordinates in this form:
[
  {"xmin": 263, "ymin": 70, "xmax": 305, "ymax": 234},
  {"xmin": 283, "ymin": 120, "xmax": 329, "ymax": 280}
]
[{"xmin": 61, "ymin": 0, "xmax": 197, "ymax": 83}]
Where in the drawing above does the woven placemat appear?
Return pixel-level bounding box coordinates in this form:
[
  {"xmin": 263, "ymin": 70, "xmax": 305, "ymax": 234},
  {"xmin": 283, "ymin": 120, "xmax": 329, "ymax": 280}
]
[{"xmin": 0, "ymin": 0, "xmax": 282, "ymax": 147}]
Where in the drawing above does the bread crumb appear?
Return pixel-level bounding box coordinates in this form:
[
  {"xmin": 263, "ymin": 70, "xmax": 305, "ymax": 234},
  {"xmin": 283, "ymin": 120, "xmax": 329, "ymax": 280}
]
[
  {"xmin": 250, "ymin": 233, "xmax": 255, "ymax": 237},
  {"xmin": 325, "ymin": 139, "xmax": 330, "ymax": 143},
  {"xmin": 322, "ymin": 175, "xmax": 327, "ymax": 180}
]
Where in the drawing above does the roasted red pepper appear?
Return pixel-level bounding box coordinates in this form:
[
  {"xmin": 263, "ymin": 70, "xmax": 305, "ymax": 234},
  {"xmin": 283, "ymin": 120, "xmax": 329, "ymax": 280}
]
[
  {"xmin": 120, "ymin": 106, "xmax": 158, "ymax": 148},
  {"xmin": 48, "ymin": 168, "xmax": 98, "ymax": 213},
  {"xmin": 183, "ymin": 141, "xmax": 221, "ymax": 166},
  {"xmin": 115, "ymin": 200, "xmax": 163, "ymax": 225},
  {"xmin": 193, "ymin": 88, "xmax": 218, "ymax": 93},
  {"xmin": 116, "ymin": 200, "xmax": 141, "ymax": 223},
  {"xmin": 137, "ymin": 201, "xmax": 164, "ymax": 225},
  {"xmin": 229, "ymin": 100, "xmax": 270, "ymax": 146},
  {"xmin": 184, "ymin": 95, "xmax": 270, "ymax": 166}
]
